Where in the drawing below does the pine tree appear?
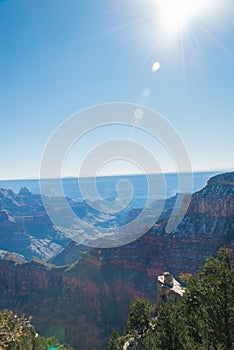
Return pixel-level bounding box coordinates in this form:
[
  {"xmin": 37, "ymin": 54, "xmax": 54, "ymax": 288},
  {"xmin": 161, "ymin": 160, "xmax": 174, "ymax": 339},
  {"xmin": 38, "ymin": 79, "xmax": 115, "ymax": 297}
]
[
  {"xmin": 124, "ymin": 297, "xmax": 154, "ymax": 336},
  {"xmin": 108, "ymin": 331, "xmax": 120, "ymax": 350}
]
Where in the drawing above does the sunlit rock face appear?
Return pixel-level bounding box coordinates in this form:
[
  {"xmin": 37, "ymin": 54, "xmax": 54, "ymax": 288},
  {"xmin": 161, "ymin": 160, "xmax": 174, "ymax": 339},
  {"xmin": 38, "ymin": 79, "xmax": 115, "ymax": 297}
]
[
  {"xmin": 0, "ymin": 188, "xmax": 71, "ymax": 260},
  {"xmin": 188, "ymin": 172, "xmax": 234, "ymax": 218},
  {"xmin": 0, "ymin": 173, "xmax": 233, "ymax": 350},
  {"xmin": 156, "ymin": 272, "xmax": 185, "ymax": 311}
]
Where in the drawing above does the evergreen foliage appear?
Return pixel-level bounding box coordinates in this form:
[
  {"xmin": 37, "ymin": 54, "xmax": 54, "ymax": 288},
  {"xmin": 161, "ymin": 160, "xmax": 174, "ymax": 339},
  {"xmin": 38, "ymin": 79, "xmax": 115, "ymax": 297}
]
[
  {"xmin": 108, "ymin": 331, "xmax": 121, "ymax": 350},
  {"xmin": 108, "ymin": 247, "xmax": 234, "ymax": 350},
  {"xmin": 124, "ymin": 297, "xmax": 155, "ymax": 336}
]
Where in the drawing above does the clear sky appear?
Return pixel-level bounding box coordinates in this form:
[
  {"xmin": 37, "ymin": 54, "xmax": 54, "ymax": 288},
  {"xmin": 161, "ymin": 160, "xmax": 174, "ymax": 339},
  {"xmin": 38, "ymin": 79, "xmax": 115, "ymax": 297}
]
[{"xmin": 0, "ymin": 0, "xmax": 234, "ymax": 179}]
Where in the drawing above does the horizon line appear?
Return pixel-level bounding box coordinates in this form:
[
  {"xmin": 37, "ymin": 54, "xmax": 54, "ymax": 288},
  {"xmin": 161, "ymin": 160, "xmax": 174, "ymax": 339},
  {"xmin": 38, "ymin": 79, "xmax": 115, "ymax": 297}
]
[{"xmin": 0, "ymin": 168, "xmax": 233, "ymax": 182}]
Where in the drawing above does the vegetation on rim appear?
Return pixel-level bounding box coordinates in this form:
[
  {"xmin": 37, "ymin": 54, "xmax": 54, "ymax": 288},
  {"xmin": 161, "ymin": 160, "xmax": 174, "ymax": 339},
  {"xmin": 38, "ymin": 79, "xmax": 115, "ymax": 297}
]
[{"xmin": 108, "ymin": 247, "xmax": 234, "ymax": 350}]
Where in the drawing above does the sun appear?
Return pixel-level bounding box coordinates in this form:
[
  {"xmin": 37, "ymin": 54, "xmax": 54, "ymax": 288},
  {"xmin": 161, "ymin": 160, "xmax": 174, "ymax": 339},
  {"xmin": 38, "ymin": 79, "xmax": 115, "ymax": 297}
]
[{"xmin": 157, "ymin": 0, "xmax": 212, "ymax": 34}]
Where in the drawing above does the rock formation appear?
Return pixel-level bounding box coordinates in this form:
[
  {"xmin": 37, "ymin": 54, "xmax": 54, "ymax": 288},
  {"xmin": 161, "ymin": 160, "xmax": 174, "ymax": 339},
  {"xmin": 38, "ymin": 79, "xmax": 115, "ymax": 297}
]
[{"xmin": 156, "ymin": 272, "xmax": 184, "ymax": 311}]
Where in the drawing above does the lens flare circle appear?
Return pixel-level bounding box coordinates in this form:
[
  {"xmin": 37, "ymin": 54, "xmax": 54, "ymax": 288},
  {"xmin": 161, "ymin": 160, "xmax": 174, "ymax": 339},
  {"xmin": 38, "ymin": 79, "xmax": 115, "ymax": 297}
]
[{"xmin": 40, "ymin": 103, "xmax": 193, "ymax": 248}]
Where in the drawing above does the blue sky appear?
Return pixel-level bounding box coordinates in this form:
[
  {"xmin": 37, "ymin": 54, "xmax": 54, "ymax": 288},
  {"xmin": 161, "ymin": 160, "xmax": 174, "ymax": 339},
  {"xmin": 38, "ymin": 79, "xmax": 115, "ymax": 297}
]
[{"xmin": 0, "ymin": 0, "xmax": 234, "ymax": 179}]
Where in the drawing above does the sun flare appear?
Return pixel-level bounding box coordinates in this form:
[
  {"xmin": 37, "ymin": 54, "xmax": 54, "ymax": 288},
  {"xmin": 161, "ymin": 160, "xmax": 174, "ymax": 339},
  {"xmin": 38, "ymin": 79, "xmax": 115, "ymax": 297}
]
[{"xmin": 157, "ymin": 0, "xmax": 212, "ymax": 34}]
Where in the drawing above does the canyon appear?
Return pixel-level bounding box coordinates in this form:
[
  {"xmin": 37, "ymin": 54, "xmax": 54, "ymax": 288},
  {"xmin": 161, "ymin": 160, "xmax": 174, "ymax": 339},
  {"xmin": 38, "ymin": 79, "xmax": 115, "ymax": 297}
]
[{"xmin": 0, "ymin": 172, "xmax": 233, "ymax": 349}]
